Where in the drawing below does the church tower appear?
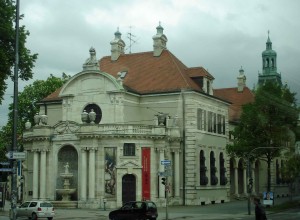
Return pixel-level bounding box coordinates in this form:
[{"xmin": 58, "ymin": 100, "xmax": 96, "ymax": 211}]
[{"xmin": 258, "ymin": 32, "xmax": 282, "ymax": 86}]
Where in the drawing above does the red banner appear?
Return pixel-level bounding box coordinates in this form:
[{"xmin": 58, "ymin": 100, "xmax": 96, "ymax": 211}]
[{"xmin": 142, "ymin": 148, "xmax": 151, "ymax": 200}]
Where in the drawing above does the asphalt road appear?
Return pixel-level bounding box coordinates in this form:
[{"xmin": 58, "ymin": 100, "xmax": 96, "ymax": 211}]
[{"xmin": 0, "ymin": 197, "xmax": 299, "ymax": 220}]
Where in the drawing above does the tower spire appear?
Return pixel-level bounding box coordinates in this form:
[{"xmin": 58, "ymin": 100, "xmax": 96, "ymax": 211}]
[{"xmin": 258, "ymin": 32, "xmax": 282, "ymax": 86}]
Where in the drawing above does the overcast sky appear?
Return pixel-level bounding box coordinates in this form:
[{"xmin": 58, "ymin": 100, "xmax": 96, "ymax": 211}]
[{"xmin": 1, "ymin": 0, "xmax": 300, "ymax": 127}]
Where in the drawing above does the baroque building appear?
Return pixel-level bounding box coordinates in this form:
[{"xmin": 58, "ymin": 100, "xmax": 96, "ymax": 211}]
[
  {"xmin": 21, "ymin": 27, "xmax": 295, "ymax": 209},
  {"xmin": 22, "ymin": 24, "xmax": 231, "ymax": 208}
]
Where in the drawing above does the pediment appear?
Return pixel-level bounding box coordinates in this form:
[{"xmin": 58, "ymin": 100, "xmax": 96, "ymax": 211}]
[
  {"xmin": 59, "ymin": 71, "xmax": 124, "ymax": 98},
  {"xmin": 117, "ymin": 160, "xmax": 141, "ymax": 169}
]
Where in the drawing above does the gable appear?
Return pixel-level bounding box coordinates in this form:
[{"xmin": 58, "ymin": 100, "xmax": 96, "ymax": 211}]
[{"xmin": 59, "ymin": 71, "xmax": 123, "ymax": 98}]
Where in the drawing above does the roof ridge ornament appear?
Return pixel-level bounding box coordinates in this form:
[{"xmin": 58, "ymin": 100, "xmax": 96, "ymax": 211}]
[{"xmin": 83, "ymin": 47, "xmax": 99, "ymax": 71}]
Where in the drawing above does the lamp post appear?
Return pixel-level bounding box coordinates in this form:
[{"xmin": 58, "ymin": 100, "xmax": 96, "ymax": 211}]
[
  {"xmin": 11, "ymin": 0, "xmax": 20, "ymax": 220},
  {"xmin": 246, "ymin": 146, "xmax": 283, "ymax": 215}
]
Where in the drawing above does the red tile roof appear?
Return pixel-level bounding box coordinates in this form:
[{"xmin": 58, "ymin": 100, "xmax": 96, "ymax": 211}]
[
  {"xmin": 186, "ymin": 67, "xmax": 214, "ymax": 80},
  {"xmin": 41, "ymin": 50, "xmax": 216, "ymax": 104},
  {"xmin": 100, "ymin": 50, "xmax": 206, "ymax": 94},
  {"xmin": 40, "ymin": 88, "xmax": 62, "ymax": 102},
  {"xmin": 214, "ymin": 87, "xmax": 255, "ymax": 122}
]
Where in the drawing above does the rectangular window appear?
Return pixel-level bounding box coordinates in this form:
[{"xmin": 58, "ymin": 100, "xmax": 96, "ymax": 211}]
[
  {"xmin": 208, "ymin": 112, "xmax": 213, "ymax": 132},
  {"xmin": 197, "ymin": 109, "xmax": 202, "ymax": 130},
  {"xmin": 197, "ymin": 109, "xmax": 207, "ymax": 131},
  {"xmin": 123, "ymin": 143, "xmax": 136, "ymax": 156},
  {"xmin": 217, "ymin": 114, "xmax": 223, "ymax": 134},
  {"xmin": 203, "ymin": 110, "xmax": 207, "ymax": 131},
  {"xmin": 213, "ymin": 113, "xmax": 217, "ymax": 133},
  {"xmin": 222, "ymin": 115, "xmax": 226, "ymax": 135}
]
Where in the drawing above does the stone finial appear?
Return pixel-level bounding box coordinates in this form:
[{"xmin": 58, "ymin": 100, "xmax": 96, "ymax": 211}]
[
  {"xmin": 25, "ymin": 120, "xmax": 32, "ymax": 130},
  {"xmin": 237, "ymin": 66, "xmax": 246, "ymax": 92},
  {"xmin": 152, "ymin": 22, "xmax": 168, "ymax": 57},
  {"xmin": 83, "ymin": 47, "xmax": 99, "ymax": 71},
  {"xmin": 110, "ymin": 28, "xmax": 125, "ymax": 61}
]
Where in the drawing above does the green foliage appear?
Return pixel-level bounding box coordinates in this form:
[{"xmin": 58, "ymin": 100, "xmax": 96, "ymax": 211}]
[
  {"xmin": 227, "ymin": 82, "xmax": 299, "ymax": 161},
  {"xmin": 0, "ymin": 74, "xmax": 69, "ymax": 160},
  {"xmin": 0, "ymin": 0, "xmax": 38, "ymax": 104},
  {"xmin": 282, "ymin": 154, "xmax": 300, "ymax": 183}
]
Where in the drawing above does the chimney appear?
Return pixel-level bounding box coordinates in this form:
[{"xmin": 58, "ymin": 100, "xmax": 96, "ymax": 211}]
[
  {"xmin": 110, "ymin": 28, "xmax": 125, "ymax": 61},
  {"xmin": 237, "ymin": 66, "xmax": 246, "ymax": 92},
  {"xmin": 152, "ymin": 22, "xmax": 168, "ymax": 57}
]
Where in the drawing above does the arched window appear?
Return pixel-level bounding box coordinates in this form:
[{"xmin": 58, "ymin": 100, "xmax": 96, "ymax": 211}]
[
  {"xmin": 199, "ymin": 150, "xmax": 208, "ymax": 185},
  {"xmin": 276, "ymin": 160, "xmax": 281, "ymax": 184},
  {"xmin": 271, "ymin": 58, "xmax": 275, "ymax": 68},
  {"xmin": 219, "ymin": 153, "xmax": 227, "ymax": 185},
  {"xmin": 210, "ymin": 151, "xmax": 218, "ymax": 185}
]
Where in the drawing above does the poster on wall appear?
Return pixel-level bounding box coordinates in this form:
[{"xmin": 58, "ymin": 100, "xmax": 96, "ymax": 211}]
[
  {"xmin": 105, "ymin": 147, "xmax": 116, "ymax": 197},
  {"xmin": 263, "ymin": 191, "xmax": 274, "ymax": 205},
  {"xmin": 142, "ymin": 148, "xmax": 151, "ymax": 200}
]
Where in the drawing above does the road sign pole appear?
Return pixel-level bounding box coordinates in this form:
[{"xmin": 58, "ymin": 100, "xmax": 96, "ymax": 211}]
[{"xmin": 165, "ymin": 176, "xmax": 169, "ymax": 220}]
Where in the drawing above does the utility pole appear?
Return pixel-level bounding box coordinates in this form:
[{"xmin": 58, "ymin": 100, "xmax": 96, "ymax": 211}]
[{"xmin": 11, "ymin": 0, "xmax": 20, "ymax": 219}]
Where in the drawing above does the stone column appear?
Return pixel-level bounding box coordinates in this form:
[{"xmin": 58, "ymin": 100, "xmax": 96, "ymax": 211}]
[
  {"xmin": 159, "ymin": 149, "xmax": 165, "ymax": 198},
  {"xmin": 80, "ymin": 148, "xmax": 87, "ymax": 200},
  {"xmin": 243, "ymin": 167, "xmax": 247, "ymax": 195},
  {"xmin": 88, "ymin": 148, "xmax": 96, "ymax": 199},
  {"xmin": 32, "ymin": 150, "xmax": 39, "ymax": 199},
  {"xmin": 234, "ymin": 166, "xmax": 238, "ymax": 195},
  {"xmin": 252, "ymin": 167, "xmax": 256, "ymax": 194},
  {"xmin": 174, "ymin": 150, "xmax": 180, "ymax": 197},
  {"xmin": 40, "ymin": 150, "xmax": 47, "ymax": 199}
]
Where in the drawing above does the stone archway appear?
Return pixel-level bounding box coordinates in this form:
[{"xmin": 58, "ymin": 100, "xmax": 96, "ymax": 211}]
[
  {"xmin": 122, "ymin": 174, "xmax": 136, "ymax": 203},
  {"xmin": 57, "ymin": 145, "xmax": 78, "ymax": 201}
]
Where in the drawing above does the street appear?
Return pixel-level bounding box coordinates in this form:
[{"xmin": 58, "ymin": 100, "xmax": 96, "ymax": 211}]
[{"xmin": 0, "ymin": 197, "xmax": 299, "ymax": 220}]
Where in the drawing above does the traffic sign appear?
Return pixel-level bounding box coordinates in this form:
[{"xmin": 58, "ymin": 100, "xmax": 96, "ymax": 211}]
[
  {"xmin": 5, "ymin": 151, "xmax": 26, "ymax": 160},
  {"xmin": 0, "ymin": 168, "xmax": 12, "ymax": 172},
  {"xmin": 161, "ymin": 160, "xmax": 171, "ymax": 165},
  {"xmin": 0, "ymin": 162, "xmax": 10, "ymax": 165}
]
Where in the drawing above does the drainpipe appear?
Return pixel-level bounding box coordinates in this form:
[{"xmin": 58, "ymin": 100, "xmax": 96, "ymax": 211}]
[{"xmin": 182, "ymin": 90, "xmax": 186, "ymax": 206}]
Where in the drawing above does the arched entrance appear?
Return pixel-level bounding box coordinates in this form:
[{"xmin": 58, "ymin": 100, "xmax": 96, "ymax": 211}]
[
  {"xmin": 57, "ymin": 145, "xmax": 78, "ymax": 201},
  {"xmin": 122, "ymin": 174, "xmax": 136, "ymax": 203}
]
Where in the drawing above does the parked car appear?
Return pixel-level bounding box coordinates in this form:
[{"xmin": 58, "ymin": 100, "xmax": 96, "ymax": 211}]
[
  {"xmin": 109, "ymin": 201, "xmax": 158, "ymax": 220},
  {"xmin": 16, "ymin": 200, "xmax": 55, "ymax": 220}
]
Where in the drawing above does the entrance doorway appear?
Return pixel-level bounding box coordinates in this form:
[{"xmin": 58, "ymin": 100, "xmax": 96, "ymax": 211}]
[{"xmin": 122, "ymin": 174, "xmax": 136, "ymax": 203}]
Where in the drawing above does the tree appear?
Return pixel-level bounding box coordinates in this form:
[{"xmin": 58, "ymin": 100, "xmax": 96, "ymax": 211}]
[
  {"xmin": 0, "ymin": 0, "xmax": 38, "ymax": 104},
  {"xmin": 0, "ymin": 74, "xmax": 69, "ymax": 160},
  {"xmin": 281, "ymin": 154, "xmax": 300, "ymax": 200},
  {"xmin": 227, "ymin": 82, "xmax": 299, "ymax": 192}
]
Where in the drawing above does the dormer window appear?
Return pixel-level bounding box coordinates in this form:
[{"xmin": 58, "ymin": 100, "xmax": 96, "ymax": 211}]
[
  {"xmin": 118, "ymin": 71, "xmax": 127, "ymax": 79},
  {"xmin": 207, "ymin": 80, "xmax": 210, "ymax": 94}
]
